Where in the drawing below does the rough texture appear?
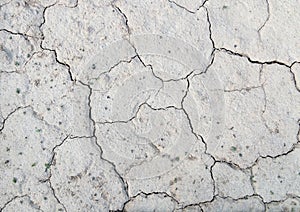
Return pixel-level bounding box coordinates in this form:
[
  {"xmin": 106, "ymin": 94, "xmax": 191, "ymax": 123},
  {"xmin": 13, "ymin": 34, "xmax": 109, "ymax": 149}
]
[
  {"xmin": 124, "ymin": 193, "xmax": 178, "ymax": 211},
  {"xmin": 252, "ymin": 149, "xmax": 300, "ymax": 203},
  {"xmin": 206, "ymin": 0, "xmax": 300, "ymax": 64},
  {"xmin": 201, "ymin": 196, "xmax": 265, "ymax": 212},
  {"xmin": 1, "ymin": 0, "xmax": 300, "ymax": 211},
  {"xmin": 50, "ymin": 137, "xmax": 128, "ymax": 211},
  {"xmin": 212, "ymin": 162, "xmax": 253, "ymax": 199},
  {"xmin": 266, "ymin": 197, "xmax": 300, "ymax": 212}
]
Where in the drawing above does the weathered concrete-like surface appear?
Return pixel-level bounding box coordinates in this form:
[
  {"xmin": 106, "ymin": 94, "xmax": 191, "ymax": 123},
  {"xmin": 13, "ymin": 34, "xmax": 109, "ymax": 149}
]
[{"xmin": 0, "ymin": 0, "xmax": 300, "ymax": 211}]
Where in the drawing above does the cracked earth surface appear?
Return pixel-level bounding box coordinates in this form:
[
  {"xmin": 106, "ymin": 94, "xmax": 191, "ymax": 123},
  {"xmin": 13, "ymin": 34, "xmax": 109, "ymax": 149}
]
[{"xmin": 0, "ymin": 0, "xmax": 300, "ymax": 211}]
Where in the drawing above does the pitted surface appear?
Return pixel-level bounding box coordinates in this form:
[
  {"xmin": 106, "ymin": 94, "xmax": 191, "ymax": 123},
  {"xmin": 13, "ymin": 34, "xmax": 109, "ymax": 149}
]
[{"xmin": 1, "ymin": 0, "xmax": 299, "ymax": 211}]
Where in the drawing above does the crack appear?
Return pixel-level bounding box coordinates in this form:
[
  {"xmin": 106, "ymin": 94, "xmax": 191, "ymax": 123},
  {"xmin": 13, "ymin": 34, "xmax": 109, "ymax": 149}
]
[
  {"xmin": 258, "ymin": 0, "xmax": 270, "ymax": 34},
  {"xmin": 48, "ymin": 180, "xmax": 67, "ymax": 212},
  {"xmin": 182, "ymin": 194, "xmax": 267, "ymax": 209},
  {"xmin": 96, "ymin": 100, "xmax": 151, "ymax": 125},
  {"xmin": 109, "ymin": 2, "xmax": 161, "ymax": 88},
  {"xmin": 290, "ymin": 62, "xmax": 300, "ymax": 92},
  {"xmin": 163, "ymin": 71, "xmax": 195, "ymax": 82},
  {"xmin": 210, "ymin": 125, "xmax": 300, "ymax": 186},
  {"xmin": 63, "ymin": 0, "xmax": 78, "ymax": 8},
  {"xmin": 68, "ymin": 135, "xmax": 94, "ymax": 139},
  {"xmin": 77, "ymin": 81, "xmax": 96, "ymax": 135},
  {"xmin": 258, "ymin": 140, "xmax": 300, "ymax": 161},
  {"xmin": 215, "ymin": 131, "xmax": 300, "ymax": 171},
  {"xmin": 1, "ymin": 0, "xmax": 298, "ymax": 210},
  {"xmin": 1, "ymin": 0, "xmax": 47, "ymax": 39},
  {"xmin": 39, "ymin": 136, "xmax": 69, "ymax": 210},
  {"xmin": 22, "ymin": 105, "xmax": 68, "ymax": 136},
  {"xmin": 28, "ymin": 195, "xmax": 44, "ymax": 211},
  {"xmin": 108, "ymin": 4, "xmax": 197, "ymax": 83},
  {"xmin": 0, "ymin": 100, "xmax": 68, "ymax": 137},
  {"xmin": 50, "ymin": 135, "xmax": 70, "ymax": 161},
  {"xmin": 180, "ymin": 78, "xmax": 219, "ymax": 207},
  {"xmin": 38, "ymin": 2, "xmax": 57, "ymax": 29},
  {"xmin": 0, "ymin": 70, "xmax": 17, "ymax": 74},
  {"xmin": 249, "ymin": 166, "xmax": 258, "ymax": 196},
  {"xmin": 106, "ymin": 15, "xmax": 197, "ymax": 83},
  {"xmin": 206, "ymin": 8, "xmax": 300, "ymax": 94},
  {"xmin": 119, "ymin": 103, "xmax": 190, "ymax": 175},
  {"xmin": 266, "ymin": 195, "xmax": 300, "ymax": 205},
  {"xmin": 93, "ymin": 77, "xmax": 214, "ymax": 179},
  {"xmin": 111, "ymin": 3, "xmax": 130, "ymax": 35},
  {"xmin": 205, "ymin": 5, "xmax": 298, "ymax": 73},
  {"xmin": 244, "ymin": 121, "xmax": 299, "ymax": 203},
  {"xmin": 28, "ymin": 105, "xmax": 61, "ymax": 131},
  {"xmin": 130, "ymin": 45, "xmax": 166, "ymax": 84},
  {"xmin": 180, "ymin": 203, "xmax": 202, "ymax": 211},
  {"xmin": 218, "ymin": 48, "xmax": 290, "ymax": 68},
  {"xmin": 205, "ymin": 160, "xmax": 263, "ymax": 203},
  {"xmin": 0, "ymin": 0, "xmax": 12, "ymax": 8},
  {"xmin": 90, "ymin": 44, "xmax": 181, "ymax": 90},
  {"xmin": 214, "ymin": 160, "xmax": 249, "ymax": 173},
  {"xmin": 0, "ymin": 195, "xmax": 28, "ymax": 212},
  {"xmin": 192, "ymin": 193, "xmax": 267, "ymax": 211},
  {"xmin": 0, "ymin": 194, "xmax": 43, "ymax": 211},
  {"xmin": 118, "ymin": 191, "xmax": 180, "ymax": 211},
  {"xmin": 0, "ymin": 28, "xmax": 41, "ymax": 71},
  {"xmin": 167, "ymin": 0, "xmax": 196, "ymax": 13},
  {"xmin": 78, "ymin": 80, "xmax": 130, "ymax": 204},
  {"xmin": 209, "ymin": 161, "xmax": 263, "ymax": 202},
  {"xmin": 223, "ymin": 85, "xmax": 263, "ymax": 93},
  {"xmin": 199, "ymin": 155, "xmax": 270, "ymax": 206},
  {"xmin": 0, "ymin": 105, "xmax": 30, "ymax": 132},
  {"xmin": 208, "ymin": 159, "xmax": 217, "ymax": 201},
  {"xmin": 167, "ymin": 0, "xmax": 209, "ymax": 14},
  {"xmin": 39, "ymin": 46, "xmax": 74, "ymax": 81},
  {"xmin": 173, "ymin": 8, "xmax": 297, "ymax": 204},
  {"xmin": 180, "ymin": 80, "xmax": 201, "ymax": 141},
  {"xmin": 258, "ymin": 192, "xmax": 300, "ymax": 205},
  {"xmin": 216, "ymin": 193, "xmax": 265, "ymax": 202},
  {"xmin": 180, "ymin": 77, "xmax": 217, "ymax": 170},
  {"xmin": 259, "ymin": 64, "xmax": 299, "ymax": 146},
  {"xmin": 143, "ymin": 102, "xmax": 181, "ymax": 112},
  {"xmin": 248, "ymin": 168, "xmax": 268, "ymax": 207},
  {"xmin": 180, "ymin": 77, "xmax": 190, "ymax": 109},
  {"xmin": 179, "ymin": 53, "xmax": 219, "ymax": 209},
  {"xmin": 191, "ymin": 6, "xmax": 216, "ymax": 78},
  {"xmin": 97, "ymin": 100, "xmax": 200, "ymax": 176},
  {"xmin": 201, "ymin": 0, "xmax": 210, "ymax": 7},
  {"xmin": 191, "ymin": 49, "xmax": 216, "ymax": 78},
  {"xmin": 218, "ymin": 48, "xmax": 300, "ymax": 96},
  {"xmin": 298, "ymin": 119, "xmax": 300, "ymax": 142},
  {"xmin": 204, "ymin": 7, "xmax": 216, "ymax": 50},
  {"xmin": 23, "ymin": 51, "xmax": 41, "ymax": 67},
  {"xmin": 0, "ymin": 28, "xmax": 39, "ymax": 39},
  {"xmin": 260, "ymin": 66, "xmax": 274, "ymax": 135},
  {"xmin": 39, "ymin": 2, "xmax": 74, "ymax": 82},
  {"xmin": 0, "ymin": 29, "xmax": 41, "ymax": 72},
  {"xmin": 90, "ymin": 55, "xmax": 139, "ymax": 81}
]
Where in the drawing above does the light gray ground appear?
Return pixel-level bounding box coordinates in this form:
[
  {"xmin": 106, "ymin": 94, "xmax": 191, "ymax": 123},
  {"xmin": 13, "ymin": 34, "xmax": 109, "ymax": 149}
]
[{"xmin": 0, "ymin": 0, "xmax": 300, "ymax": 211}]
